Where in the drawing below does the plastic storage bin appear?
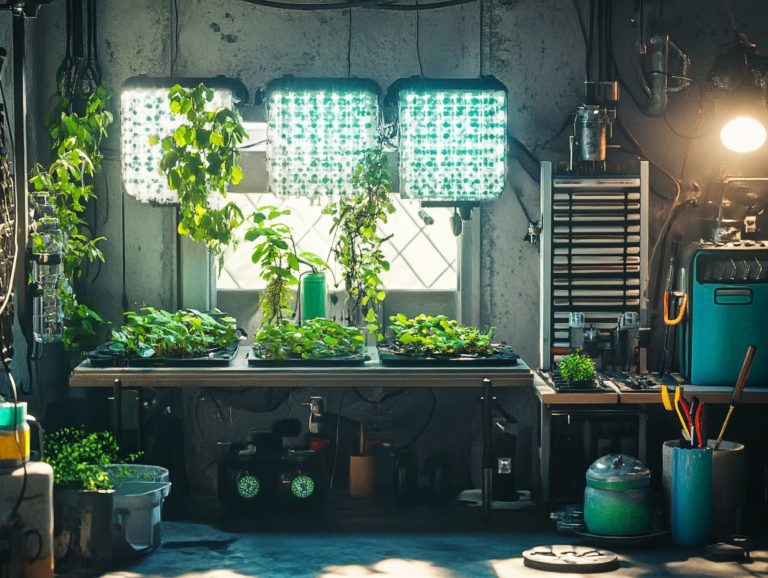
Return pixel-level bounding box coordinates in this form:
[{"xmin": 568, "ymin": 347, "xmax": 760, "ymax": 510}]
[{"xmin": 106, "ymin": 465, "xmax": 171, "ymax": 557}]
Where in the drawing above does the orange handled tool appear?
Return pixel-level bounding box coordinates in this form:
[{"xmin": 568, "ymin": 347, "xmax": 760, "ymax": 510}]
[{"xmin": 663, "ymin": 290, "xmax": 688, "ymax": 326}]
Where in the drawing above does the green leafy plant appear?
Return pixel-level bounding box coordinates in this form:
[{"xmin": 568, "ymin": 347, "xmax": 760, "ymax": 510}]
[
  {"xmin": 29, "ymin": 86, "xmax": 114, "ymax": 351},
  {"xmin": 153, "ymin": 83, "xmax": 247, "ymax": 261},
  {"xmin": 43, "ymin": 428, "xmax": 140, "ymax": 491},
  {"xmin": 245, "ymin": 206, "xmax": 325, "ymax": 325},
  {"xmin": 324, "ymin": 148, "xmax": 395, "ymax": 339},
  {"xmin": 557, "ymin": 349, "xmax": 596, "ymax": 382},
  {"xmin": 109, "ymin": 307, "xmax": 237, "ymax": 359},
  {"xmin": 388, "ymin": 313, "xmax": 496, "ymax": 357},
  {"xmin": 253, "ymin": 318, "xmax": 364, "ymax": 360}
]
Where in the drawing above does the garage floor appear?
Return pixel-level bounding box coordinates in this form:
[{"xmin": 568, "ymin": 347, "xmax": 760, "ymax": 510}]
[{"xmin": 100, "ymin": 494, "xmax": 768, "ymax": 578}]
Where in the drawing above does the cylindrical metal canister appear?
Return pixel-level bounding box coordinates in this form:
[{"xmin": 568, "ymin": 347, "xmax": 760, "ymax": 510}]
[
  {"xmin": 583, "ymin": 454, "xmax": 652, "ymax": 536},
  {"xmin": 301, "ymin": 273, "xmax": 327, "ymax": 321}
]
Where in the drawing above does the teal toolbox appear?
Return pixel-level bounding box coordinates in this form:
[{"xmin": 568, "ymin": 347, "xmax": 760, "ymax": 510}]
[{"xmin": 681, "ymin": 242, "xmax": 768, "ymax": 386}]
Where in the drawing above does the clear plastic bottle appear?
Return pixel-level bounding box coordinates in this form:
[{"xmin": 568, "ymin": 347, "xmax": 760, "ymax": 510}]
[{"xmin": 31, "ymin": 193, "xmax": 65, "ymax": 343}]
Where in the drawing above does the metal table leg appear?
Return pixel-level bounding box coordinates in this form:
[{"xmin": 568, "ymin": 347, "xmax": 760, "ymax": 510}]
[
  {"xmin": 482, "ymin": 378, "xmax": 492, "ymax": 519},
  {"xmin": 112, "ymin": 378, "xmax": 122, "ymax": 445},
  {"xmin": 540, "ymin": 398, "xmax": 551, "ymax": 502}
]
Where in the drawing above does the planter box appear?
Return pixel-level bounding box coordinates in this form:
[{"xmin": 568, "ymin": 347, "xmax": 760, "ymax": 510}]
[
  {"xmin": 248, "ymin": 351, "xmax": 368, "ymax": 366},
  {"xmin": 87, "ymin": 342, "xmax": 239, "ymax": 367},
  {"xmin": 378, "ymin": 345, "xmax": 519, "ymax": 366},
  {"xmin": 53, "ymin": 488, "xmax": 114, "ymax": 576}
]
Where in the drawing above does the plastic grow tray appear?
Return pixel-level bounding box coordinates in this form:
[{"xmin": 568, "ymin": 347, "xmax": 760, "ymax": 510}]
[
  {"xmin": 87, "ymin": 342, "xmax": 239, "ymax": 367},
  {"xmin": 248, "ymin": 350, "xmax": 369, "ymax": 367},
  {"xmin": 377, "ymin": 345, "xmax": 519, "ymax": 366}
]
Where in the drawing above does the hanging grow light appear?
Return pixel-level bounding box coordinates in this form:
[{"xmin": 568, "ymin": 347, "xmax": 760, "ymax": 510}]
[
  {"xmin": 265, "ymin": 77, "xmax": 380, "ymax": 197},
  {"xmin": 391, "ymin": 77, "xmax": 508, "ymax": 202},
  {"xmin": 120, "ymin": 76, "xmax": 246, "ymax": 204}
]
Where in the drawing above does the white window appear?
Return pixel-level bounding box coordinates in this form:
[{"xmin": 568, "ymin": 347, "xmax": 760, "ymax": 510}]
[{"xmin": 217, "ymin": 194, "xmax": 458, "ymax": 291}]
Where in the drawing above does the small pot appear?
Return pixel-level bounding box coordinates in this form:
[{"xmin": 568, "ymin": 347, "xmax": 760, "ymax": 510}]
[
  {"xmin": 53, "ymin": 486, "xmax": 114, "ymax": 576},
  {"xmin": 567, "ymin": 378, "xmax": 596, "ymax": 388}
]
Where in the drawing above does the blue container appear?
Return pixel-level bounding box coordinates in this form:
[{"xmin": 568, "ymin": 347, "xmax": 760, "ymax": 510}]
[
  {"xmin": 681, "ymin": 244, "xmax": 768, "ymax": 385},
  {"xmin": 671, "ymin": 447, "xmax": 712, "ymax": 546}
]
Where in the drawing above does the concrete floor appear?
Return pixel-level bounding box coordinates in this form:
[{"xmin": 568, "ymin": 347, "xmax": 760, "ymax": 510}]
[{"xmin": 99, "ymin": 495, "xmax": 768, "ymax": 578}]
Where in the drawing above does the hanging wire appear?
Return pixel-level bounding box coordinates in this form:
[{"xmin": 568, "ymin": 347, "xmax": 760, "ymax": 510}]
[
  {"xmin": 238, "ymin": 0, "xmax": 479, "ymax": 10},
  {"xmin": 415, "ymin": 0, "xmax": 424, "ymax": 76},
  {"xmin": 347, "ymin": 4, "xmax": 352, "ymax": 77}
]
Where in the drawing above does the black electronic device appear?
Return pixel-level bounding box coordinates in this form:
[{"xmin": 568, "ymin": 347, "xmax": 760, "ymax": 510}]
[{"xmin": 217, "ymin": 423, "xmax": 327, "ymax": 511}]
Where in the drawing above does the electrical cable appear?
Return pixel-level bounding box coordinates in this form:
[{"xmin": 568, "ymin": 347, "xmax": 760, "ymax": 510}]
[
  {"xmin": 329, "ymin": 389, "xmax": 346, "ymax": 489},
  {"xmin": 415, "ymin": 0, "xmax": 424, "ymax": 76},
  {"xmin": 347, "ymin": 4, "xmax": 352, "ymax": 77},
  {"xmin": 352, "ymin": 387, "xmax": 407, "ymax": 404},
  {"xmin": 238, "ymin": 0, "xmax": 478, "ymax": 10},
  {"xmin": 171, "ymin": 0, "xmax": 180, "ymax": 76},
  {"xmin": 404, "ymin": 387, "xmax": 436, "ymax": 446},
  {"xmin": 0, "ymin": 333, "xmax": 28, "ymax": 528},
  {"xmin": 478, "ymin": 0, "xmax": 483, "ymax": 76},
  {"xmin": 240, "ymin": 0, "xmax": 397, "ymax": 10}
]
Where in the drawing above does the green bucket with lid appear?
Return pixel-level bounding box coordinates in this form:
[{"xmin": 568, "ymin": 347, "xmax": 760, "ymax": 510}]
[{"xmin": 583, "ymin": 453, "xmax": 652, "ymax": 536}]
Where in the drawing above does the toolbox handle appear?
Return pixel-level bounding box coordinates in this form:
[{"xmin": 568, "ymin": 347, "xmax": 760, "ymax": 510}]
[{"xmin": 714, "ymin": 288, "xmax": 752, "ymax": 305}]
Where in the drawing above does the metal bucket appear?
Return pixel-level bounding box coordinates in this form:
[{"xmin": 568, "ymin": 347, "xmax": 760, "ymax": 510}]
[{"xmin": 662, "ymin": 439, "xmax": 745, "ymax": 539}]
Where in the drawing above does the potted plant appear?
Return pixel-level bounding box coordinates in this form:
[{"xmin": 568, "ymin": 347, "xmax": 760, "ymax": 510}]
[
  {"xmin": 245, "ymin": 206, "xmax": 325, "ymax": 325},
  {"xmin": 323, "ymin": 147, "xmax": 395, "ymax": 340},
  {"xmin": 557, "ymin": 349, "xmax": 597, "ymax": 386},
  {"xmin": 152, "ymin": 83, "xmax": 247, "ymax": 263},
  {"xmin": 29, "ymin": 85, "xmax": 114, "ymax": 353},
  {"xmin": 44, "ymin": 428, "xmax": 139, "ymax": 575}
]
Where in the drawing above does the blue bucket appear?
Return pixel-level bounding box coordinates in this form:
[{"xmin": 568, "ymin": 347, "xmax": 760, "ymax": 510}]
[{"xmin": 671, "ymin": 446, "xmax": 712, "ymax": 546}]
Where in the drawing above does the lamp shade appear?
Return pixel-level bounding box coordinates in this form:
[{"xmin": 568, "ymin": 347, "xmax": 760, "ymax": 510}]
[
  {"xmin": 265, "ymin": 77, "xmax": 381, "ymax": 197},
  {"xmin": 720, "ymin": 116, "xmax": 767, "ymax": 153},
  {"xmin": 391, "ymin": 77, "xmax": 508, "ymax": 202},
  {"xmin": 120, "ymin": 76, "xmax": 246, "ymax": 204}
]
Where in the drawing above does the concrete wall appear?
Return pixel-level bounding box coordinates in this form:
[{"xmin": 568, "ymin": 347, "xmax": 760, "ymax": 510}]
[{"xmin": 10, "ymin": 0, "xmax": 768, "ymax": 492}]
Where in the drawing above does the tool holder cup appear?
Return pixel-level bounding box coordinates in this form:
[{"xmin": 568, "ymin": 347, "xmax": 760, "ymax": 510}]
[{"xmin": 670, "ymin": 445, "xmax": 712, "ymax": 546}]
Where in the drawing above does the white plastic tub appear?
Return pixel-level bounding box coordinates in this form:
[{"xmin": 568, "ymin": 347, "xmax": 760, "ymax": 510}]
[{"xmin": 106, "ymin": 465, "xmax": 172, "ymax": 557}]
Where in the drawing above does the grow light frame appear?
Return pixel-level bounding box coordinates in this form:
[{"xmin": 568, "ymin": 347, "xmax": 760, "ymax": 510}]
[
  {"xmin": 120, "ymin": 75, "xmax": 248, "ymax": 205},
  {"xmin": 264, "ymin": 76, "xmax": 382, "ymax": 198},
  {"xmin": 387, "ymin": 77, "xmax": 509, "ymax": 202}
]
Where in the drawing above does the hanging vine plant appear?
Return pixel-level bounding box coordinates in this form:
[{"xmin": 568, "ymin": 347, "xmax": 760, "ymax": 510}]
[
  {"xmin": 245, "ymin": 206, "xmax": 325, "ymax": 325},
  {"xmin": 29, "ymin": 85, "xmax": 114, "ymax": 351},
  {"xmin": 152, "ymin": 83, "xmax": 247, "ymax": 262},
  {"xmin": 323, "ymin": 148, "xmax": 395, "ymax": 339}
]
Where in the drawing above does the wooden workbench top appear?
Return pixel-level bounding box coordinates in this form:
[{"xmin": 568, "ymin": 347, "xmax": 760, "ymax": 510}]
[{"xmin": 69, "ymin": 346, "xmax": 533, "ymax": 389}]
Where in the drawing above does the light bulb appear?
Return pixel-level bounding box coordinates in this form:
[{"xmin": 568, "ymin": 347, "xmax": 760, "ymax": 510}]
[{"xmin": 720, "ymin": 116, "xmax": 767, "ymax": 153}]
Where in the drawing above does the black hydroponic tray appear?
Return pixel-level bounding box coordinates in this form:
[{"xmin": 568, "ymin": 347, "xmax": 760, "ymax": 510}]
[
  {"xmin": 87, "ymin": 342, "xmax": 240, "ymax": 368},
  {"xmin": 248, "ymin": 350, "xmax": 369, "ymax": 367},
  {"xmin": 377, "ymin": 345, "xmax": 519, "ymax": 366}
]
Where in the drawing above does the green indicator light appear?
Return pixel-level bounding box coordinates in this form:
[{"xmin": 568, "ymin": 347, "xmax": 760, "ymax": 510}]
[
  {"xmin": 290, "ymin": 474, "xmax": 315, "ymax": 499},
  {"xmin": 236, "ymin": 475, "xmax": 261, "ymax": 499}
]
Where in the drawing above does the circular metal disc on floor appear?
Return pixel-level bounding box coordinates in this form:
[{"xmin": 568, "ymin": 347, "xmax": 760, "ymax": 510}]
[{"xmin": 523, "ymin": 545, "xmax": 619, "ymax": 573}]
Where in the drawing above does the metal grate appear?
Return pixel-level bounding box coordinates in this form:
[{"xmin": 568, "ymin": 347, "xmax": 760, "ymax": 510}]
[
  {"xmin": 540, "ymin": 163, "xmax": 649, "ymax": 369},
  {"xmin": 218, "ymin": 194, "xmax": 457, "ymax": 291}
]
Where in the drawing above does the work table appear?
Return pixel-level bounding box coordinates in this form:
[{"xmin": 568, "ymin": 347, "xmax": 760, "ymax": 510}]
[{"xmin": 69, "ymin": 346, "xmax": 534, "ymax": 389}]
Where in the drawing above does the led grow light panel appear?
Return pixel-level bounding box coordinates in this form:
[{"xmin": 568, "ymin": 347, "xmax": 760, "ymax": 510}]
[
  {"xmin": 266, "ymin": 87, "xmax": 379, "ymax": 197},
  {"xmin": 120, "ymin": 87, "xmax": 232, "ymax": 204},
  {"xmin": 398, "ymin": 88, "xmax": 507, "ymax": 201}
]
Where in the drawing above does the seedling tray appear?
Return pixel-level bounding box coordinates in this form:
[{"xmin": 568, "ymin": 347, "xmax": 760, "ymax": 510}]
[
  {"xmin": 248, "ymin": 351, "xmax": 369, "ymax": 367},
  {"xmin": 377, "ymin": 345, "xmax": 519, "ymax": 366},
  {"xmin": 87, "ymin": 342, "xmax": 239, "ymax": 367}
]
